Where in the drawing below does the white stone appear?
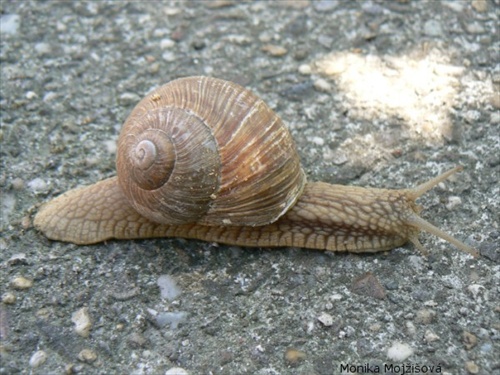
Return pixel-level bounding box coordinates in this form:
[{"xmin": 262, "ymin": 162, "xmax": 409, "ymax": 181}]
[
  {"xmin": 157, "ymin": 275, "xmax": 181, "ymax": 300},
  {"xmin": 72, "ymin": 307, "xmax": 92, "ymax": 338},
  {"xmin": 445, "ymin": 196, "xmax": 462, "ymax": 210},
  {"xmin": 313, "ymin": 78, "xmax": 332, "ymax": 93},
  {"xmin": 165, "ymin": 368, "xmax": 189, "ymax": 375},
  {"xmin": 160, "ymin": 38, "xmax": 175, "ymax": 49},
  {"xmin": 155, "ymin": 311, "xmax": 187, "ymax": 329},
  {"xmin": 424, "ymin": 330, "xmax": 440, "ymax": 343},
  {"xmin": 29, "ymin": 350, "xmax": 47, "ymax": 367},
  {"xmin": 387, "ymin": 342, "xmax": 414, "ymax": 361},
  {"xmin": 27, "ymin": 178, "xmax": 47, "ymax": 193},
  {"xmin": 0, "ymin": 14, "xmax": 20, "ymax": 35},
  {"xmin": 298, "ymin": 64, "xmax": 312, "ymax": 75},
  {"xmin": 317, "ymin": 312, "xmax": 333, "ymax": 326}
]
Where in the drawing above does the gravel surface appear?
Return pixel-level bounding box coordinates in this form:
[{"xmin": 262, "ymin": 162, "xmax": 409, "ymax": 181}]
[{"xmin": 1, "ymin": 1, "xmax": 499, "ymax": 374}]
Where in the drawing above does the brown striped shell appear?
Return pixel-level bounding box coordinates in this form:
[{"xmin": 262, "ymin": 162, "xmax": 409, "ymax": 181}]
[{"xmin": 116, "ymin": 76, "xmax": 307, "ymax": 226}]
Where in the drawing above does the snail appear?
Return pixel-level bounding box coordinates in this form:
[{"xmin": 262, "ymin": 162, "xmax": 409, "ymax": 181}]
[{"xmin": 34, "ymin": 76, "xmax": 478, "ymax": 257}]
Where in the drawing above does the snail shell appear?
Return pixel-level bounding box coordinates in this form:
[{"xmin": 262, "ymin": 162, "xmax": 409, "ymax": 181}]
[{"xmin": 116, "ymin": 76, "xmax": 307, "ymax": 226}]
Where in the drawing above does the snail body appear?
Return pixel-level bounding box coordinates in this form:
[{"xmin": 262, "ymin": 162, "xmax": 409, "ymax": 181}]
[{"xmin": 34, "ymin": 76, "xmax": 477, "ymax": 257}]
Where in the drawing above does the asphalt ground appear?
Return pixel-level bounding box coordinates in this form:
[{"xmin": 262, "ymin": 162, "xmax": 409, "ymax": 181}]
[{"xmin": 1, "ymin": 1, "xmax": 498, "ymax": 374}]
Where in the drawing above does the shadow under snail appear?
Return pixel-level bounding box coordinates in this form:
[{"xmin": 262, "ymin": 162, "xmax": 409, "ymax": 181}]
[{"xmin": 34, "ymin": 76, "xmax": 478, "ymax": 257}]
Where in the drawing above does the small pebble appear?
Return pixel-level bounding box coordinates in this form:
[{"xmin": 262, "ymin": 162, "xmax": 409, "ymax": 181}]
[
  {"xmin": 261, "ymin": 44, "xmax": 287, "ymax": 57},
  {"xmin": 227, "ymin": 35, "xmax": 251, "ymax": 46},
  {"xmin": 298, "ymin": 64, "xmax": 312, "ymax": 75},
  {"xmin": 27, "ymin": 178, "xmax": 48, "ymax": 193},
  {"xmin": 77, "ymin": 349, "xmax": 97, "ymax": 363},
  {"xmin": 317, "ymin": 312, "xmax": 334, "ymax": 326},
  {"xmin": 7, "ymin": 253, "xmax": 28, "ymax": 266},
  {"xmin": 148, "ymin": 62, "xmax": 160, "ymax": 74},
  {"xmin": 293, "ymin": 48, "xmax": 308, "ymax": 61},
  {"xmin": 423, "ymin": 19, "xmax": 443, "ymax": 37},
  {"xmin": 21, "ymin": 216, "xmax": 31, "ymax": 230},
  {"xmin": 444, "ymin": 1, "xmax": 464, "ymax": 12},
  {"xmin": 463, "ymin": 109, "xmax": 481, "ymax": 123},
  {"xmin": 43, "ymin": 92, "xmax": 58, "ymax": 103},
  {"xmin": 491, "ymin": 95, "xmax": 500, "ymax": 110},
  {"xmin": 445, "ymin": 196, "xmax": 462, "ymax": 210},
  {"xmin": 258, "ymin": 31, "xmax": 272, "ymax": 43},
  {"xmin": 463, "ymin": 331, "xmax": 478, "ymax": 350},
  {"xmin": 128, "ymin": 332, "xmax": 147, "ymax": 348},
  {"xmin": 118, "ymin": 92, "xmax": 141, "ymax": 106},
  {"xmin": 328, "ymin": 150, "xmax": 348, "ymax": 165},
  {"xmin": 341, "ymin": 326, "xmax": 355, "ymax": 338},
  {"xmin": 284, "ymin": 348, "xmax": 307, "ymax": 366},
  {"xmin": 104, "ymin": 139, "xmax": 117, "ymax": 154},
  {"xmin": 206, "ymin": 0, "xmax": 235, "ymax": 8},
  {"xmin": 405, "ymin": 321, "xmax": 416, "ymax": 336},
  {"xmin": 408, "ymin": 255, "xmax": 426, "ymax": 272},
  {"xmin": 56, "ymin": 22, "xmax": 67, "ymax": 32},
  {"xmin": 0, "ymin": 14, "xmax": 20, "ymax": 35},
  {"xmin": 29, "ymin": 350, "xmax": 47, "ymax": 368},
  {"xmin": 68, "ymin": 363, "xmax": 85, "ymax": 374},
  {"xmin": 465, "ymin": 22, "xmax": 485, "ymax": 34},
  {"xmin": 465, "ymin": 360, "xmax": 479, "ymax": 374},
  {"xmin": 72, "ymin": 307, "xmax": 92, "ymax": 338},
  {"xmin": 162, "ymin": 51, "xmax": 177, "ymax": 62},
  {"xmin": 1, "ymin": 193, "xmax": 15, "ymax": 223},
  {"xmin": 313, "ymin": 78, "xmax": 332, "ymax": 93},
  {"xmin": 471, "ymin": 0, "xmax": 488, "ymax": 12},
  {"xmin": 387, "ymin": 342, "xmax": 414, "ymax": 361},
  {"xmin": 191, "ymin": 39, "xmax": 205, "ymax": 50},
  {"xmin": 309, "ymin": 136, "xmax": 324, "ymax": 146},
  {"xmin": 11, "ymin": 177, "xmax": 25, "ymax": 190},
  {"xmin": 165, "ymin": 367, "xmax": 189, "ymax": 375},
  {"xmin": 26, "ymin": 91, "xmax": 37, "ymax": 100},
  {"xmin": 279, "ymin": 0, "xmax": 309, "ymax": 9},
  {"xmin": 11, "ymin": 276, "xmax": 33, "ymax": 290},
  {"xmin": 2, "ymin": 292, "xmax": 16, "ymax": 304},
  {"xmin": 467, "ymin": 284, "xmax": 485, "ymax": 299},
  {"xmin": 160, "ymin": 38, "xmax": 175, "ymax": 49},
  {"xmin": 479, "ymin": 342, "xmax": 492, "ymax": 353},
  {"xmin": 34, "ymin": 42, "xmax": 52, "ymax": 56},
  {"xmin": 157, "ymin": 275, "xmax": 181, "ymax": 300},
  {"xmin": 352, "ymin": 272, "xmax": 386, "ymax": 300},
  {"xmin": 155, "ymin": 311, "xmax": 187, "ymax": 329},
  {"xmin": 313, "ymin": 0, "xmax": 340, "ymax": 11},
  {"xmin": 111, "ymin": 286, "xmax": 140, "ymax": 301},
  {"xmin": 415, "ymin": 309, "xmax": 435, "ymax": 324},
  {"xmin": 424, "ymin": 329, "xmax": 440, "ymax": 343},
  {"xmin": 164, "ymin": 7, "xmax": 181, "ymax": 16}
]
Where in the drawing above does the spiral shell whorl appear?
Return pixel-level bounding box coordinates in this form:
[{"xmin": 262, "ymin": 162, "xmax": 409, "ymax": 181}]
[
  {"xmin": 117, "ymin": 107, "xmax": 220, "ymax": 224},
  {"xmin": 117, "ymin": 76, "xmax": 306, "ymax": 226},
  {"xmin": 126, "ymin": 129, "xmax": 175, "ymax": 191},
  {"xmin": 134, "ymin": 140, "xmax": 159, "ymax": 171}
]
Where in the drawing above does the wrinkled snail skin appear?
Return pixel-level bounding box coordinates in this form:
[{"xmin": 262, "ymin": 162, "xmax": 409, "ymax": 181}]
[{"xmin": 33, "ymin": 76, "xmax": 478, "ymax": 257}]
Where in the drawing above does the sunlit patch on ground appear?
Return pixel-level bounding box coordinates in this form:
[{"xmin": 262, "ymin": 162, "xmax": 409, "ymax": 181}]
[{"xmin": 313, "ymin": 47, "xmax": 495, "ymax": 146}]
